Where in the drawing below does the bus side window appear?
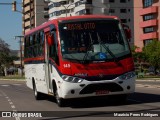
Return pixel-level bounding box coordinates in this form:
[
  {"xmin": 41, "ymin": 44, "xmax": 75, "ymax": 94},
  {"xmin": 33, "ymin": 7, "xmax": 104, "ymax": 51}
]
[
  {"xmin": 49, "ymin": 33, "xmax": 58, "ymax": 63},
  {"xmin": 24, "ymin": 37, "xmax": 28, "ymax": 58},
  {"xmin": 32, "ymin": 34, "xmax": 36, "ymax": 57},
  {"xmin": 36, "ymin": 32, "xmax": 41, "ymax": 56},
  {"xmin": 39, "ymin": 31, "xmax": 44, "ymax": 56},
  {"xmin": 49, "ymin": 33, "xmax": 56, "ymax": 59},
  {"xmin": 29, "ymin": 35, "xmax": 33, "ymax": 57}
]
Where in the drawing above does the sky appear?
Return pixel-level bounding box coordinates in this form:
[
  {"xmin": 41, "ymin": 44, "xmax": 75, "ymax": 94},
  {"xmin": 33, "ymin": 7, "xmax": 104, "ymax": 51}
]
[{"xmin": 0, "ymin": 0, "xmax": 22, "ymax": 50}]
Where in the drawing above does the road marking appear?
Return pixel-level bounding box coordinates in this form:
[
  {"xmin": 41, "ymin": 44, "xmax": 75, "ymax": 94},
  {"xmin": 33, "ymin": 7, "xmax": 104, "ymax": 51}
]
[
  {"xmin": 13, "ymin": 84, "xmax": 22, "ymax": 86},
  {"xmin": 9, "ymin": 102, "xmax": 13, "ymax": 105},
  {"xmin": 128, "ymin": 99, "xmax": 141, "ymax": 103},
  {"xmin": 11, "ymin": 105, "xmax": 16, "ymax": 109},
  {"xmin": 1, "ymin": 85, "xmax": 10, "ymax": 87},
  {"xmin": 0, "ymin": 90, "xmax": 21, "ymax": 120}
]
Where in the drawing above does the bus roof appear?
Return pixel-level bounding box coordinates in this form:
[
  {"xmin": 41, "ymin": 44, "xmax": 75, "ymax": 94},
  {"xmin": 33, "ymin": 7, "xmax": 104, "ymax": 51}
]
[{"xmin": 25, "ymin": 15, "xmax": 119, "ymax": 36}]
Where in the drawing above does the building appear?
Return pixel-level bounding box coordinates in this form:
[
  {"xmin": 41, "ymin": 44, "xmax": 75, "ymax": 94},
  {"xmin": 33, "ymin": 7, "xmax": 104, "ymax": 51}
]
[
  {"xmin": 45, "ymin": 0, "xmax": 134, "ymax": 46},
  {"xmin": 134, "ymin": 0, "xmax": 160, "ymax": 51},
  {"xmin": 22, "ymin": 0, "xmax": 48, "ymax": 34}
]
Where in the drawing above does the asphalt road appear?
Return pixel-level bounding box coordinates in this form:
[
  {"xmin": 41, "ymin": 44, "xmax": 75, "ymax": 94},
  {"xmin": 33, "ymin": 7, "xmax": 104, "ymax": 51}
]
[
  {"xmin": 136, "ymin": 80, "xmax": 160, "ymax": 87},
  {"xmin": 0, "ymin": 80, "xmax": 160, "ymax": 120}
]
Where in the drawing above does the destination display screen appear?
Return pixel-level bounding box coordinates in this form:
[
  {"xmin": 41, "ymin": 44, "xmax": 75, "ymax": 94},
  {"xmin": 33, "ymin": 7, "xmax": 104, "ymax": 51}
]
[
  {"xmin": 58, "ymin": 20, "xmax": 130, "ymax": 61},
  {"xmin": 64, "ymin": 22, "xmax": 96, "ymax": 30}
]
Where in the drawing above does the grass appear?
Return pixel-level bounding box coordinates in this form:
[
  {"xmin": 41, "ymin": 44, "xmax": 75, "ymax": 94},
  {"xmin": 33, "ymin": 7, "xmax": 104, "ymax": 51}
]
[{"xmin": 0, "ymin": 75, "xmax": 25, "ymax": 80}]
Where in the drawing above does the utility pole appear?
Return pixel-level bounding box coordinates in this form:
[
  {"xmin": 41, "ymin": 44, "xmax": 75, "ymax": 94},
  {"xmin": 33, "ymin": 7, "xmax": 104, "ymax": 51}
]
[
  {"xmin": 15, "ymin": 36, "xmax": 24, "ymax": 77},
  {"xmin": 12, "ymin": 1, "xmax": 16, "ymax": 11}
]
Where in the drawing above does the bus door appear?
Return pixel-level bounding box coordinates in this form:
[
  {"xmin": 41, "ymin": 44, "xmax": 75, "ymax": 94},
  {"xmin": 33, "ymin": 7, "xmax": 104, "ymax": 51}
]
[
  {"xmin": 44, "ymin": 28, "xmax": 52, "ymax": 93},
  {"xmin": 44, "ymin": 25, "xmax": 57, "ymax": 93}
]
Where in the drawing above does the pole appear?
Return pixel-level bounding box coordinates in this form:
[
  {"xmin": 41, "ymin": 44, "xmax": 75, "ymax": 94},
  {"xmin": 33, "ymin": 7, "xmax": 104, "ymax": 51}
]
[{"xmin": 15, "ymin": 36, "xmax": 24, "ymax": 77}]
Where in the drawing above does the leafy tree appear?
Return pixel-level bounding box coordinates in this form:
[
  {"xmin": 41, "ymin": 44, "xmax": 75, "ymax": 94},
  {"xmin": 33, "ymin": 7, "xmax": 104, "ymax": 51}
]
[
  {"xmin": 143, "ymin": 40, "xmax": 160, "ymax": 74},
  {"xmin": 0, "ymin": 38, "xmax": 10, "ymax": 76},
  {"xmin": 131, "ymin": 45, "xmax": 146, "ymax": 63}
]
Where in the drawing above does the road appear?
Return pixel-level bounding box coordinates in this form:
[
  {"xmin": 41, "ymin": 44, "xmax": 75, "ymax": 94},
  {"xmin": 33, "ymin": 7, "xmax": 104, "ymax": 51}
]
[
  {"xmin": 136, "ymin": 80, "xmax": 160, "ymax": 88},
  {"xmin": 0, "ymin": 80, "xmax": 160, "ymax": 120}
]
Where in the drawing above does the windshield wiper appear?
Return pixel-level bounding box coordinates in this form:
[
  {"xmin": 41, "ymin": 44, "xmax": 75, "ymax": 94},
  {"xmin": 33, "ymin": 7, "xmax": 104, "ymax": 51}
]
[
  {"xmin": 96, "ymin": 33, "xmax": 119, "ymax": 63},
  {"xmin": 82, "ymin": 33, "xmax": 94, "ymax": 64}
]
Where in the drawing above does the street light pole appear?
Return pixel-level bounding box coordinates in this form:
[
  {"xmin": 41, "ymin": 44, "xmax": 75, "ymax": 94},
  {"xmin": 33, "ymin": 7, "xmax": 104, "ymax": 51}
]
[{"xmin": 15, "ymin": 36, "xmax": 24, "ymax": 77}]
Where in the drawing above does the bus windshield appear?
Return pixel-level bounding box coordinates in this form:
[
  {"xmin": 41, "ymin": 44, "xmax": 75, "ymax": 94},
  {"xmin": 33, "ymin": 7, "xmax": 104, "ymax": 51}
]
[{"xmin": 59, "ymin": 19, "xmax": 130, "ymax": 62}]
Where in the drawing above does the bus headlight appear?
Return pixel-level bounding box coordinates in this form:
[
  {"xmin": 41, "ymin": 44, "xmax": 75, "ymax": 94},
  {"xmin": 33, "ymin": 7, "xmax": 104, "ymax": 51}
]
[
  {"xmin": 61, "ymin": 75, "xmax": 84, "ymax": 83},
  {"xmin": 119, "ymin": 71, "xmax": 135, "ymax": 80}
]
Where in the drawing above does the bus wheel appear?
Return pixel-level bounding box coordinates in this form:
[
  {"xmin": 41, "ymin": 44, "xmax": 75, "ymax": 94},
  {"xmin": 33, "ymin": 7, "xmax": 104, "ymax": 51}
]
[
  {"xmin": 33, "ymin": 83, "xmax": 42, "ymax": 100},
  {"xmin": 55, "ymin": 89, "xmax": 65, "ymax": 107}
]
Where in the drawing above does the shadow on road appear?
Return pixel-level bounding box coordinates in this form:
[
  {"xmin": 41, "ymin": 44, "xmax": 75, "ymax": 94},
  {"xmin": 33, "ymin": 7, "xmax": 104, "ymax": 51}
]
[
  {"xmin": 38, "ymin": 92, "xmax": 160, "ymax": 120},
  {"xmin": 42, "ymin": 92, "xmax": 160, "ymax": 108}
]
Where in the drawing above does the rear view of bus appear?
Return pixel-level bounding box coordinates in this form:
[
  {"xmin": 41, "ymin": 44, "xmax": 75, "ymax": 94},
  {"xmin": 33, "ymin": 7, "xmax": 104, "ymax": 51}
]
[{"xmin": 25, "ymin": 15, "xmax": 135, "ymax": 107}]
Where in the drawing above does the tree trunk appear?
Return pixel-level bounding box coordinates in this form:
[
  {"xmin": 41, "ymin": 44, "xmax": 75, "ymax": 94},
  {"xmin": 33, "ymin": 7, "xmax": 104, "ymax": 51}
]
[{"xmin": 154, "ymin": 66, "xmax": 158, "ymax": 75}]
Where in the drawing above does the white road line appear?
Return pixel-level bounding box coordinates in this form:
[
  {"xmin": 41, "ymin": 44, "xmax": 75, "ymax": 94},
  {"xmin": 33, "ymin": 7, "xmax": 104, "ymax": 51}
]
[
  {"xmin": 1, "ymin": 85, "xmax": 10, "ymax": 87},
  {"xmin": 13, "ymin": 109, "xmax": 17, "ymax": 112},
  {"xmin": 13, "ymin": 84, "xmax": 22, "ymax": 86},
  {"xmin": 0, "ymin": 90, "xmax": 21, "ymax": 120},
  {"xmin": 9, "ymin": 102, "xmax": 13, "ymax": 105},
  {"xmin": 11, "ymin": 105, "xmax": 16, "ymax": 109}
]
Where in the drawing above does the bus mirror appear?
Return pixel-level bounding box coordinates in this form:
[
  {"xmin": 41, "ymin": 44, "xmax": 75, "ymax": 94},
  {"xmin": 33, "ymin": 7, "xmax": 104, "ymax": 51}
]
[
  {"xmin": 48, "ymin": 34, "xmax": 54, "ymax": 46},
  {"xmin": 124, "ymin": 29, "xmax": 131, "ymax": 39}
]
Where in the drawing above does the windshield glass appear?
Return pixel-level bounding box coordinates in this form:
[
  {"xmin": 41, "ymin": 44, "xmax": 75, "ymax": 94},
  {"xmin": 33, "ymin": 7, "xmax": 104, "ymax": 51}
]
[{"xmin": 59, "ymin": 19, "xmax": 130, "ymax": 62}]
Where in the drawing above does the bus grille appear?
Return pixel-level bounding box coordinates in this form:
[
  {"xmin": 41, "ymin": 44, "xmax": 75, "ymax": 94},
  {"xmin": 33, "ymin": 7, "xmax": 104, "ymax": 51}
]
[
  {"xmin": 79, "ymin": 83, "xmax": 123, "ymax": 94},
  {"xmin": 84, "ymin": 75, "xmax": 120, "ymax": 81}
]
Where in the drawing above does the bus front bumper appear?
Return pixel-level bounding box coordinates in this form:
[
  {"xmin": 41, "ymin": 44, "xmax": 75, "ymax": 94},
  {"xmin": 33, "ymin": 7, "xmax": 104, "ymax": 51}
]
[{"xmin": 59, "ymin": 76, "xmax": 136, "ymax": 99}]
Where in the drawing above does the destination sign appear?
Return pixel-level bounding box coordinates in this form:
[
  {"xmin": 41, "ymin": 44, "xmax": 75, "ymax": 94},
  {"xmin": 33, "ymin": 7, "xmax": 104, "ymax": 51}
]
[{"xmin": 64, "ymin": 22, "xmax": 96, "ymax": 30}]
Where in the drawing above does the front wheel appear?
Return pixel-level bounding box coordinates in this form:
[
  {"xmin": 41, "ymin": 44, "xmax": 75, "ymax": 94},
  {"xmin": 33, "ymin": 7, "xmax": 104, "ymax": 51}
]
[
  {"xmin": 33, "ymin": 83, "xmax": 42, "ymax": 100},
  {"xmin": 55, "ymin": 89, "xmax": 65, "ymax": 107}
]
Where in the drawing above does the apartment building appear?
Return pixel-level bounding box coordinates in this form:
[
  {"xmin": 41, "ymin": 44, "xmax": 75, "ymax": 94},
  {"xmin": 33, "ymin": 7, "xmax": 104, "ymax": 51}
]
[
  {"xmin": 22, "ymin": 0, "xmax": 48, "ymax": 34},
  {"xmin": 46, "ymin": 0, "xmax": 134, "ymax": 45},
  {"xmin": 134, "ymin": 0, "xmax": 160, "ymax": 51}
]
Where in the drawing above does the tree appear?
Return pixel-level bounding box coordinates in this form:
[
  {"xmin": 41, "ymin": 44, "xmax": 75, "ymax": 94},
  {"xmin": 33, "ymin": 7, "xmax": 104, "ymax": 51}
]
[
  {"xmin": 143, "ymin": 40, "xmax": 160, "ymax": 74},
  {"xmin": 131, "ymin": 45, "xmax": 146, "ymax": 63},
  {"xmin": 0, "ymin": 38, "xmax": 10, "ymax": 76}
]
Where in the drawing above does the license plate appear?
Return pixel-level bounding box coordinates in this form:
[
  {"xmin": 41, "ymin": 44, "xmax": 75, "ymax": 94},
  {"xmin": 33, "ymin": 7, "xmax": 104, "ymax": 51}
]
[{"xmin": 96, "ymin": 90, "xmax": 109, "ymax": 95}]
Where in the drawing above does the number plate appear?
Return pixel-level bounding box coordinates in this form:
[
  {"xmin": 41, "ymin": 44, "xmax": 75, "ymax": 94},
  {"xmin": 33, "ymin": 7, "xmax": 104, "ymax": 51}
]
[{"xmin": 96, "ymin": 90, "xmax": 109, "ymax": 95}]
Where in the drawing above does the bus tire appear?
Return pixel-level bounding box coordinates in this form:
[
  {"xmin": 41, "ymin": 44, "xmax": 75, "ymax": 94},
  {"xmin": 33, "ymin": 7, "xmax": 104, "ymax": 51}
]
[
  {"xmin": 33, "ymin": 82, "xmax": 42, "ymax": 100},
  {"xmin": 55, "ymin": 89, "xmax": 65, "ymax": 107}
]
